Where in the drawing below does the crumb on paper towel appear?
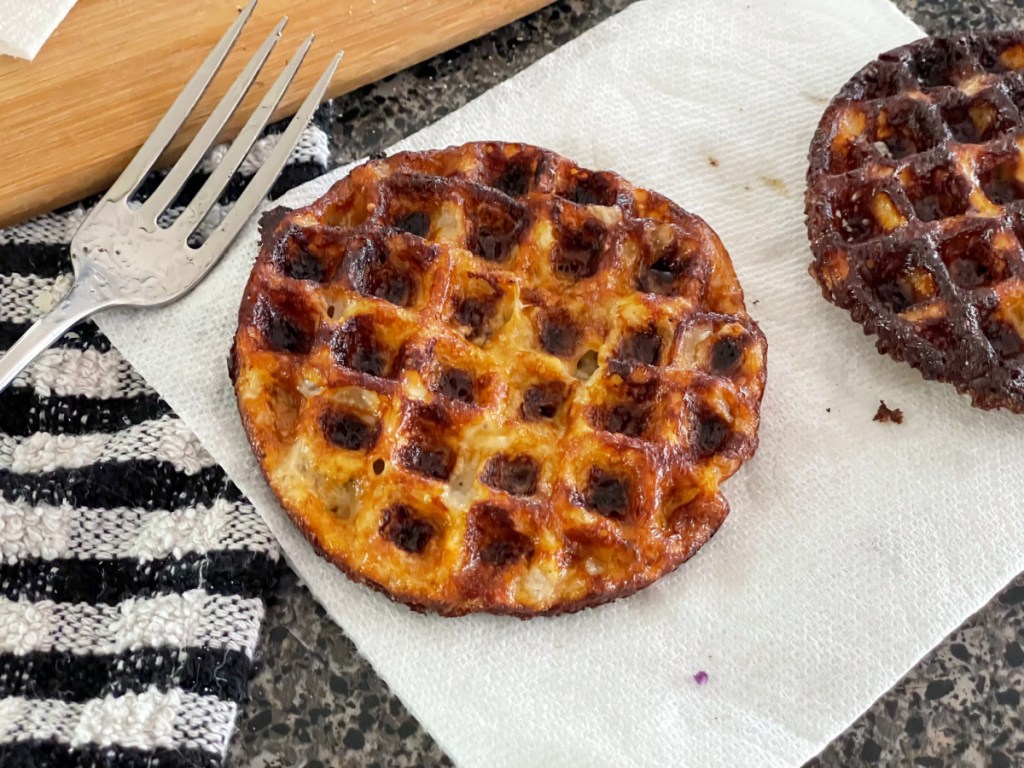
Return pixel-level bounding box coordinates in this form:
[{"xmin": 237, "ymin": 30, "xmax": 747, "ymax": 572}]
[
  {"xmin": 707, "ymin": 156, "xmax": 720, "ymax": 168},
  {"xmin": 873, "ymin": 400, "xmax": 904, "ymax": 424},
  {"xmin": 693, "ymin": 670, "xmax": 709, "ymax": 686}
]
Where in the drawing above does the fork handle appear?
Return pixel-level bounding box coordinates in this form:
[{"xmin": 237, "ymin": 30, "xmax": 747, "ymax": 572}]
[{"xmin": 0, "ymin": 280, "xmax": 111, "ymax": 395}]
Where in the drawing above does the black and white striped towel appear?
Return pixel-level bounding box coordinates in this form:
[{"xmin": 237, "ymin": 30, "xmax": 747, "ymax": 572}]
[{"xmin": 0, "ymin": 119, "xmax": 333, "ymax": 767}]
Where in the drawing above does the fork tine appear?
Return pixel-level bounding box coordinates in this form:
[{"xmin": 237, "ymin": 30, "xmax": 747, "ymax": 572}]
[
  {"xmin": 142, "ymin": 16, "xmax": 288, "ymax": 222},
  {"xmin": 174, "ymin": 33, "xmax": 314, "ymax": 235},
  {"xmin": 104, "ymin": 0, "xmax": 258, "ymax": 202},
  {"xmin": 198, "ymin": 51, "xmax": 344, "ymax": 257}
]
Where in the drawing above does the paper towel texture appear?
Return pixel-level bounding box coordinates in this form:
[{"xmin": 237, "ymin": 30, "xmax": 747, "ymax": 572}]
[
  {"xmin": 0, "ymin": 0, "xmax": 76, "ymax": 60},
  {"xmin": 97, "ymin": 1, "xmax": 1024, "ymax": 765}
]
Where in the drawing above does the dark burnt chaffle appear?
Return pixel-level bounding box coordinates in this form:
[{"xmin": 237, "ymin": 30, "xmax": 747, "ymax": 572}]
[{"xmin": 807, "ymin": 33, "xmax": 1024, "ymax": 412}]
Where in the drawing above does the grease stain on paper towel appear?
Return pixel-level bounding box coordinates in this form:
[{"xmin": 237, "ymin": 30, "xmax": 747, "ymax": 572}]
[
  {"xmin": 760, "ymin": 176, "xmax": 788, "ymax": 196},
  {"xmin": 801, "ymin": 90, "xmax": 830, "ymax": 105}
]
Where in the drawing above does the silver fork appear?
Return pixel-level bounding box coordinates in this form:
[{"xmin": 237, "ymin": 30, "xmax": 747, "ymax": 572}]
[{"xmin": 0, "ymin": 0, "xmax": 341, "ymax": 393}]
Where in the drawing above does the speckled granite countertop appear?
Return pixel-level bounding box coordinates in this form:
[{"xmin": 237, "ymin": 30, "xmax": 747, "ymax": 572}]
[{"xmin": 229, "ymin": 2, "xmax": 1024, "ymax": 766}]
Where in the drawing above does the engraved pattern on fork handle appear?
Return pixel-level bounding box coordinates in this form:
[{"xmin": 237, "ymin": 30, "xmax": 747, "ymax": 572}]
[{"xmin": 0, "ymin": 270, "xmax": 117, "ymax": 393}]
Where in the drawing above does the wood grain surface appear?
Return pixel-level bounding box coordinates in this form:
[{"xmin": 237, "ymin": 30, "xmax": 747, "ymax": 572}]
[{"xmin": 0, "ymin": 0, "xmax": 549, "ymax": 227}]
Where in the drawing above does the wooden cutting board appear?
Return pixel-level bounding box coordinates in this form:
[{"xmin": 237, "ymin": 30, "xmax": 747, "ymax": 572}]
[{"xmin": 0, "ymin": 0, "xmax": 549, "ymax": 227}]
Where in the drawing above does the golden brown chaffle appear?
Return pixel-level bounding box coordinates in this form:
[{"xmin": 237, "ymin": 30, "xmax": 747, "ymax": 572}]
[
  {"xmin": 231, "ymin": 142, "xmax": 767, "ymax": 616},
  {"xmin": 807, "ymin": 33, "xmax": 1024, "ymax": 412}
]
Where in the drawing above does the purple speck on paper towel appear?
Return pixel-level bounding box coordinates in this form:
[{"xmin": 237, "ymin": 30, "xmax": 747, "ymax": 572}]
[{"xmin": 693, "ymin": 670, "xmax": 709, "ymax": 686}]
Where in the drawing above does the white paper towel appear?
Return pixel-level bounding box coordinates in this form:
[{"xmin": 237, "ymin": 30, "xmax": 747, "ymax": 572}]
[
  {"xmin": 0, "ymin": 0, "xmax": 76, "ymax": 60},
  {"xmin": 96, "ymin": 1, "xmax": 1024, "ymax": 765}
]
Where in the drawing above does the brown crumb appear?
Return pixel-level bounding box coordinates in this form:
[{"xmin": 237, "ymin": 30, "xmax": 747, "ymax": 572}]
[
  {"xmin": 873, "ymin": 400, "xmax": 903, "ymax": 424},
  {"xmin": 708, "ymin": 156, "xmax": 720, "ymax": 168},
  {"xmin": 826, "ymin": 407, "xmax": 831, "ymax": 413}
]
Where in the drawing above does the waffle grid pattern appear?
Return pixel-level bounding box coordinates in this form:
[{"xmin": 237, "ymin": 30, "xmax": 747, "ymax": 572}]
[
  {"xmin": 807, "ymin": 32, "xmax": 1024, "ymax": 412},
  {"xmin": 233, "ymin": 142, "xmax": 767, "ymax": 616}
]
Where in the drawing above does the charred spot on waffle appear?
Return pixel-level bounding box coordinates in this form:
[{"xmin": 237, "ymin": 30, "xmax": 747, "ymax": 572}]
[
  {"xmin": 397, "ymin": 442, "xmax": 454, "ymax": 481},
  {"xmin": 692, "ymin": 410, "xmax": 730, "ymax": 458},
  {"xmin": 828, "ymin": 182, "xmax": 911, "ymax": 245},
  {"xmin": 253, "ymin": 294, "xmax": 316, "ymax": 355},
  {"xmin": 583, "ymin": 467, "xmax": 631, "ymax": 520},
  {"xmin": 341, "ymin": 232, "xmax": 440, "ymax": 308},
  {"xmin": 481, "ymin": 454, "xmax": 539, "ymax": 497},
  {"xmin": 469, "ymin": 503, "xmax": 533, "ymax": 567},
  {"xmin": 470, "ymin": 199, "xmax": 524, "ymax": 262},
  {"xmin": 455, "ymin": 292, "xmax": 500, "ymax": 340},
  {"xmin": 286, "ymin": 247, "xmax": 327, "ymax": 282},
  {"xmin": 937, "ymin": 224, "xmax": 1011, "ymax": 289},
  {"xmin": 978, "ymin": 33, "xmax": 1024, "ymax": 73},
  {"xmin": 876, "ymin": 99, "xmax": 943, "ymax": 160},
  {"xmin": 710, "ymin": 336, "xmax": 745, "ymax": 375},
  {"xmin": 227, "ymin": 340, "xmax": 240, "ymax": 385},
  {"xmin": 258, "ymin": 205, "xmax": 291, "ymax": 240},
  {"xmin": 393, "ymin": 211, "xmax": 431, "ymax": 238},
  {"xmin": 855, "ymin": 241, "xmax": 939, "ymax": 314},
  {"xmin": 330, "ymin": 316, "xmax": 392, "ymax": 378},
  {"xmin": 940, "ymin": 91, "xmax": 1016, "ymax": 144},
  {"xmin": 598, "ymin": 403, "xmax": 651, "ymax": 438},
  {"xmin": 538, "ymin": 311, "xmax": 579, "ymax": 357},
  {"xmin": 558, "ymin": 171, "xmax": 620, "ymax": 207},
  {"xmin": 616, "ymin": 328, "xmax": 663, "ymax": 366},
  {"xmin": 978, "ymin": 151, "xmax": 1024, "ymax": 206},
  {"xmin": 273, "ymin": 227, "xmax": 328, "ymax": 282},
  {"xmin": 596, "ymin": 379, "xmax": 657, "ymax": 438},
  {"xmin": 452, "ymin": 274, "xmax": 508, "ymax": 344},
  {"xmin": 396, "ymin": 403, "xmax": 456, "ymax": 481},
  {"xmin": 915, "ymin": 316, "xmax": 962, "ymax": 358},
  {"xmin": 380, "ymin": 505, "xmax": 435, "ymax": 554},
  {"xmin": 551, "ymin": 205, "xmax": 606, "ymax": 280},
  {"xmin": 495, "ymin": 167, "xmax": 529, "ymax": 197},
  {"xmin": 901, "ymin": 158, "xmax": 972, "ymax": 222},
  {"xmin": 638, "ymin": 238, "xmax": 697, "ymax": 295},
  {"xmin": 433, "ymin": 367, "xmax": 476, "ymax": 404},
  {"xmin": 984, "ymin": 317, "xmax": 1024, "ymax": 358},
  {"xmin": 521, "ymin": 381, "xmax": 568, "ymax": 421},
  {"xmin": 338, "ymin": 234, "xmax": 413, "ymax": 307},
  {"xmin": 321, "ymin": 409, "xmax": 380, "ymax": 451},
  {"xmin": 843, "ymin": 59, "xmax": 905, "ymax": 101},
  {"xmin": 491, "ymin": 154, "xmax": 538, "ymax": 197},
  {"xmin": 906, "ymin": 37, "xmax": 964, "ymax": 89}
]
